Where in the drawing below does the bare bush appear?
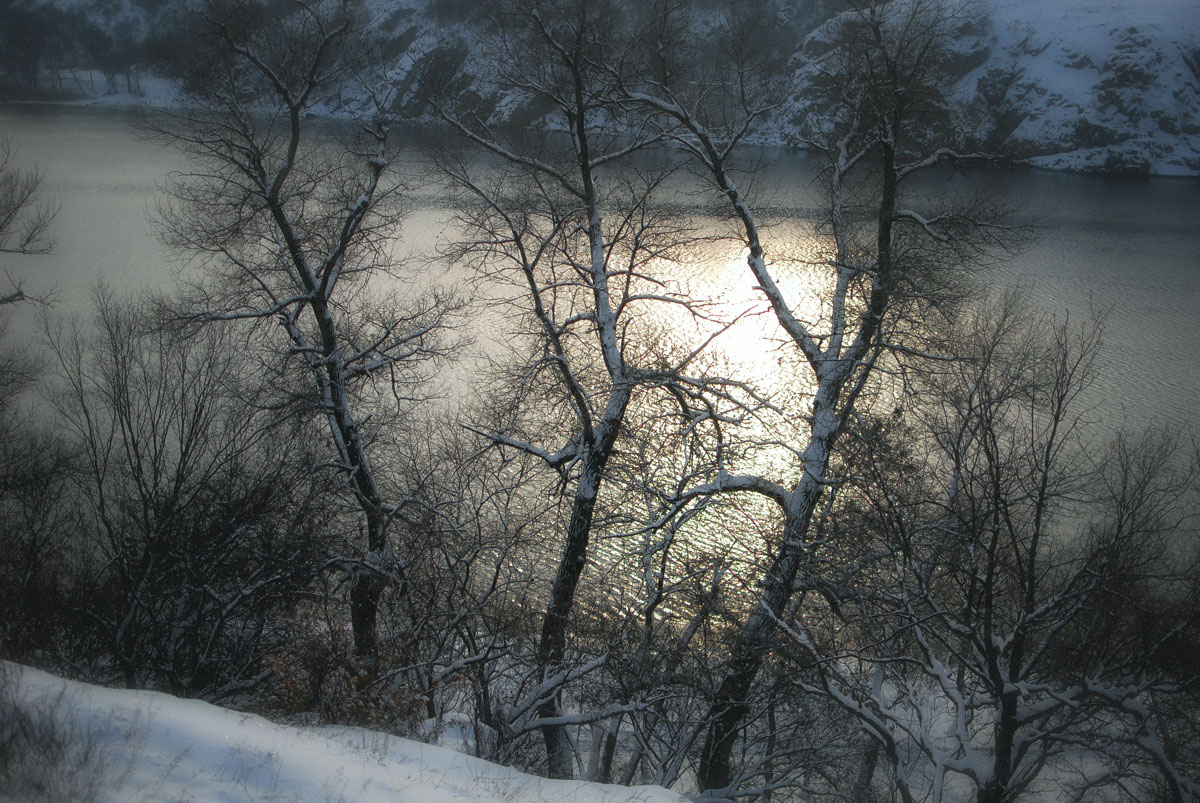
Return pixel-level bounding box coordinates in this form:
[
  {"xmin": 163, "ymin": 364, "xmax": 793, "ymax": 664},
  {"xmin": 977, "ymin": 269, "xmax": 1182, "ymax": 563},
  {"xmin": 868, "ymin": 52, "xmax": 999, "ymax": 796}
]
[{"xmin": 44, "ymin": 291, "xmax": 331, "ymax": 698}]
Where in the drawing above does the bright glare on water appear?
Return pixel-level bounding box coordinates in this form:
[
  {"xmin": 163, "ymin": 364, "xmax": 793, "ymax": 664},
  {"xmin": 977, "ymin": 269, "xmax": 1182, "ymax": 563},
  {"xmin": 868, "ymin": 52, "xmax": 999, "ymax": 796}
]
[{"xmin": 1, "ymin": 103, "xmax": 1197, "ymax": 440}]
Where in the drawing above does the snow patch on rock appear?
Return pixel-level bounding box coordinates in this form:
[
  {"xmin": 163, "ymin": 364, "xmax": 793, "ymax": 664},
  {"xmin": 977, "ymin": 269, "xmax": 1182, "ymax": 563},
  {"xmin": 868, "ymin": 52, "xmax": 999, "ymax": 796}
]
[{"xmin": 962, "ymin": 0, "xmax": 1200, "ymax": 174}]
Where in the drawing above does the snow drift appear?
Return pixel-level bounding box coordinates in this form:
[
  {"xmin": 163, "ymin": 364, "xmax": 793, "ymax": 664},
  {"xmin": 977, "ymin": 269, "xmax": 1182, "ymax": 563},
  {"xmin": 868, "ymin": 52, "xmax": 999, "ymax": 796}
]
[{"xmin": 0, "ymin": 663, "xmax": 686, "ymax": 803}]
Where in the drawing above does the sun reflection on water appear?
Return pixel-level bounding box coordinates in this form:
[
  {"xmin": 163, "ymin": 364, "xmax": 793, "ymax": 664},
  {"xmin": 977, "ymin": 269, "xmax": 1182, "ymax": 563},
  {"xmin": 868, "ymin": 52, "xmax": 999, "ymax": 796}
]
[{"xmin": 677, "ymin": 236, "xmax": 836, "ymax": 402}]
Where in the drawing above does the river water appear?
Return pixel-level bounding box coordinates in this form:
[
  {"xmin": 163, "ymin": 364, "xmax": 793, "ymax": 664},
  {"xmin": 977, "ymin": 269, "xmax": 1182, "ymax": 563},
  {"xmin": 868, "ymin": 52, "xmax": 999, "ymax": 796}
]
[{"xmin": 2, "ymin": 103, "xmax": 1198, "ymax": 438}]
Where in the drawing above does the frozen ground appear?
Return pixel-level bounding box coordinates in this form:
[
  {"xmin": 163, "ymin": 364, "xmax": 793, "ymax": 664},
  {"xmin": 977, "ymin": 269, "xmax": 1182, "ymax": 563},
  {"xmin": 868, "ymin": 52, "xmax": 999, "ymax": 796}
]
[{"xmin": 1, "ymin": 663, "xmax": 685, "ymax": 803}]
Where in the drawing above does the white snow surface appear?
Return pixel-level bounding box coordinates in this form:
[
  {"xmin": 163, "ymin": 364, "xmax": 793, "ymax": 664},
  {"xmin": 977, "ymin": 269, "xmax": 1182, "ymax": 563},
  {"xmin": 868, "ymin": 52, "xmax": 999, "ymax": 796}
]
[
  {"xmin": 990, "ymin": 0, "xmax": 1194, "ymax": 34},
  {"xmin": 3, "ymin": 662, "xmax": 685, "ymax": 803}
]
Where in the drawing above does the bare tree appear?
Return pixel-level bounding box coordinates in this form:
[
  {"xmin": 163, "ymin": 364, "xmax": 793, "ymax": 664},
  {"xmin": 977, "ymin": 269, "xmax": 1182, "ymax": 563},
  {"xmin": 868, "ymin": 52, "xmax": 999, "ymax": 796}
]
[
  {"xmin": 0, "ymin": 310, "xmax": 72, "ymax": 669},
  {"xmin": 42, "ymin": 290, "xmax": 332, "ymax": 698},
  {"xmin": 0, "ymin": 134, "xmax": 57, "ymax": 305},
  {"xmin": 773, "ymin": 298, "xmax": 1199, "ymax": 803},
  {"xmin": 437, "ymin": 0, "xmax": 755, "ymax": 778},
  {"xmin": 0, "ymin": 133, "xmax": 70, "ymax": 665},
  {"xmin": 149, "ymin": 0, "xmax": 459, "ymax": 658},
  {"xmin": 614, "ymin": 0, "xmax": 1020, "ymax": 791}
]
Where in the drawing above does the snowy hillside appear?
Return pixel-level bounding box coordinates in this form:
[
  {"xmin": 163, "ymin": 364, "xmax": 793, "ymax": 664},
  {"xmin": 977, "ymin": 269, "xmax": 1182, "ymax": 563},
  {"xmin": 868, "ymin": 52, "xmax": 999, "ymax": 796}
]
[
  {"xmin": 407, "ymin": 0, "xmax": 1199, "ymax": 175},
  {"xmin": 1, "ymin": 663, "xmax": 686, "ymax": 803},
  {"xmin": 17, "ymin": 0, "xmax": 1199, "ymax": 175},
  {"xmin": 381, "ymin": 0, "xmax": 1200, "ymax": 175},
  {"xmin": 771, "ymin": 0, "xmax": 1199, "ymax": 175},
  {"xmin": 962, "ymin": 0, "xmax": 1200, "ymax": 175}
]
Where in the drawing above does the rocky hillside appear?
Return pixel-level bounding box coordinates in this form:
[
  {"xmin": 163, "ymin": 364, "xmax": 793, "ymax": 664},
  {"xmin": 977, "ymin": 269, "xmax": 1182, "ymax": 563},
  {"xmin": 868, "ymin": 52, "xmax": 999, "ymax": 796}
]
[
  {"xmin": 771, "ymin": 0, "xmax": 1198, "ymax": 175},
  {"xmin": 956, "ymin": 0, "xmax": 1198, "ymax": 175},
  {"xmin": 14, "ymin": 0, "xmax": 1199, "ymax": 176},
  {"xmin": 403, "ymin": 0, "xmax": 1199, "ymax": 176}
]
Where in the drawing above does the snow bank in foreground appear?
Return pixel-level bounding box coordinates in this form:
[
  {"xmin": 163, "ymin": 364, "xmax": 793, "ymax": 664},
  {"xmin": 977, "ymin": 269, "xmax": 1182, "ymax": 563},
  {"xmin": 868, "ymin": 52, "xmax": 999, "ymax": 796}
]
[{"xmin": 2, "ymin": 663, "xmax": 685, "ymax": 803}]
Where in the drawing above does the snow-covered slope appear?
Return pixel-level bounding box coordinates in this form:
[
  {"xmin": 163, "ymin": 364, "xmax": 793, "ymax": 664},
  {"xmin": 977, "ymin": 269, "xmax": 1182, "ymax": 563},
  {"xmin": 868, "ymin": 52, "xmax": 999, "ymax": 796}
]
[
  {"xmin": 773, "ymin": 0, "xmax": 1198, "ymax": 175},
  {"xmin": 2, "ymin": 663, "xmax": 686, "ymax": 803},
  {"xmin": 423, "ymin": 0, "xmax": 1198, "ymax": 175},
  {"xmin": 961, "ymin": 0, "xmax": 1200, "ymax": 175},
  {"xmin": 29, "ymin": 0, "xmax": 1200, "ymax": 176}
]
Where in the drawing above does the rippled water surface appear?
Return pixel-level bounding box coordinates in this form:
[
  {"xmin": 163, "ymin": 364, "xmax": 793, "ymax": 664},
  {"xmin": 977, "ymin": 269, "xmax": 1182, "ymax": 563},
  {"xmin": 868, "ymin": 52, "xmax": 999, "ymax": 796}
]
[{"xmin": 3, "ymin": 103, "xmax": 1197, "ymax": 437}]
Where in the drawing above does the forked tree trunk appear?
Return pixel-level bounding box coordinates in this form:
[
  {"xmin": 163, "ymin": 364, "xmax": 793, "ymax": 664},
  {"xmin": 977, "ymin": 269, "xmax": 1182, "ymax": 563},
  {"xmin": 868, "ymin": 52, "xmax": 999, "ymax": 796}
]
[{"xmin": 698, "ymin": 398, "xmax": 838, "ymax": 791}]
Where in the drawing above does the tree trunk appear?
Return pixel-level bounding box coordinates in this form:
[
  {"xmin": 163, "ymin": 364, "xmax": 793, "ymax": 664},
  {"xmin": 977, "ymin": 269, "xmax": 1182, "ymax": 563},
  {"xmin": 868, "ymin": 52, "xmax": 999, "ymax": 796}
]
[
  {"xmin": 698, "ymin": 501, "xmax": 816, "ymax": 791},
  {"xmin": 349, "ymin": 569, "xmax": 383, "ymax": 659},
  {"xmin": 699, "ymin": 392, "xmax": 840, "ymax": 792},
  {"xmin": 598, "ymin": 718, "xmax": 619, "ymax": 783},
  {"xmin": 698, "ymin": 526, "xmax": 803, "ymax": 789},
  {"xmin": 307, "ymin": 296, "xmax": 391, "ymax": 660},
  {"xmin": 537, "ymin": 455, "xmax": 605, "ymax": 779}
]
